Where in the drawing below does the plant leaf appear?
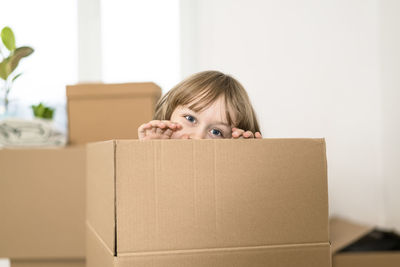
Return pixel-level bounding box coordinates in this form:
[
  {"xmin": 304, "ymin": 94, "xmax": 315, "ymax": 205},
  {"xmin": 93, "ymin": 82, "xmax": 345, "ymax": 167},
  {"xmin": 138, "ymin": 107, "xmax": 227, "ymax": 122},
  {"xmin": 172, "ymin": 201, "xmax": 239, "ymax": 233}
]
[
  {"xmin": 11, "ymin": 72, "xmax": 23, "ymax": 82},
  {"xmin": 1, "ymin": 27, "xmax": 16, "ymax": 51},
  {"xmin": 8, "ymin": 46, "xmax": 34, "ymax": 74},
  {"xmin": 32, "ymin": 103, "xmax": 55, "ymax": 119},
  {"xmin": 0, "ymin": 58, "xmax": 11, "ymax": 80}
]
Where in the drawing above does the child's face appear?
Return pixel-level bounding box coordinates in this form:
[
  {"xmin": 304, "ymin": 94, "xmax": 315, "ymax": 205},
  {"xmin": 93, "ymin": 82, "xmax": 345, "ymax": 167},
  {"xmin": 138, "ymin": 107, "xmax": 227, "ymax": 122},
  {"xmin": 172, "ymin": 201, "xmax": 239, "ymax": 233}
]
[{"xmin": 170, "ymin": 96, "xmax": 233, "ymax": 139}]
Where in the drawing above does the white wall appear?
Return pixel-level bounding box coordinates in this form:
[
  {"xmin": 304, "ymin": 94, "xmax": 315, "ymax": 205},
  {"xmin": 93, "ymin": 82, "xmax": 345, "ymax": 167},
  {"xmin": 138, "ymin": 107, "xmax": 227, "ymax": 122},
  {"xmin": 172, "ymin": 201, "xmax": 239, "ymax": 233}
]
[
  {"xmin": 78, "ymin": 0, "xmax": 102, "ymax": 82},
  {"xmin": 181, "ymin": 0, "xmax": 400, "ymax": 229},
  {"xmin": 100, "ymin": 0, "xmax": 180, "ymax": 93},
  {"xmin": 380, "ymin": 0, "xmax": 400, "ymax": 231}
]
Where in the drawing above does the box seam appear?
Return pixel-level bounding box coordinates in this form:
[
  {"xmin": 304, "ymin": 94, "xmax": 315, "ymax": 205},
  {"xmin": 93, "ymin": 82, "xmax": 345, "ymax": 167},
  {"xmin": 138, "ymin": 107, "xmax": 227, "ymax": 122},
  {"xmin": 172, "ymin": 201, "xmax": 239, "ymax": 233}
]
[
  {"xmin": 322, "ymin": 138, "xmax": 330, "ymax": 243},
  {"xmin": 116, "ymin": 242, "xmax": 331, "ymax": 257},
  {"xmin": 113, "ymin": 140, "xmax": 117, "ymax": 256}
]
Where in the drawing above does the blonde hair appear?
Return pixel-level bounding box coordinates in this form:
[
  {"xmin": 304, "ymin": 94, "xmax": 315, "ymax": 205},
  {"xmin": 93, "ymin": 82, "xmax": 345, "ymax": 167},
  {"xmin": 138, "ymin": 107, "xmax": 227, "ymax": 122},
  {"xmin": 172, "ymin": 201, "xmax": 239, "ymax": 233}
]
[{"xmin": 154, "ymin": 70, "xmax": 261, "ymax": 133}]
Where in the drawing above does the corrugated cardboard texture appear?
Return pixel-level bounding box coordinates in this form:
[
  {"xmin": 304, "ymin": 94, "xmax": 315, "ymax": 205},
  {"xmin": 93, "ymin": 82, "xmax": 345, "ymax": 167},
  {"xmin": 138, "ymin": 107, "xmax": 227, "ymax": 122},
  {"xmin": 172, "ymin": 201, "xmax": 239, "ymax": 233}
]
[
  {"xmin": 67, "ymin": 82, "xmax": 161, "ymax": 145},
  {"xmin": 87, "ymin": 138, "xmax": 330, "ymax": 267},
  {"xmin": 0, "ymin": 146, "xmax": 86, "ymax": 259},
  {"xmin": 116, "ymin": 139, "xmax": 328, "ymax": 252},
  {"xmin": 10, "ymin": 259, "xmax": 85, "ymax": 267}
]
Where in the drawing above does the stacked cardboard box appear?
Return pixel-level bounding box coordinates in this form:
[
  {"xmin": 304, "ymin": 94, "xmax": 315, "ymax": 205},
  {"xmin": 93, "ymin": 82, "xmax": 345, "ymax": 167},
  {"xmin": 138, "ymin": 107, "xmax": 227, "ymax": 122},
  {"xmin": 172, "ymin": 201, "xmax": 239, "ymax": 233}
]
[
  {"xmin": 0, "ymin": 147, "xmax": 86, "ymax": 267},
  {"xmin": 67, "ymin": 82, "xmax": 161, "ymax": 145},
  {"xmin": 86, "ymin": 139, "xmax": 331, "ymax": 267},
  {"xmin": 330, "ymin": 217, "xmax": 400, "ymax": 267},
  {"xmin": 0, "ymin": 82, "xmax": 161, "ymax": 267}
]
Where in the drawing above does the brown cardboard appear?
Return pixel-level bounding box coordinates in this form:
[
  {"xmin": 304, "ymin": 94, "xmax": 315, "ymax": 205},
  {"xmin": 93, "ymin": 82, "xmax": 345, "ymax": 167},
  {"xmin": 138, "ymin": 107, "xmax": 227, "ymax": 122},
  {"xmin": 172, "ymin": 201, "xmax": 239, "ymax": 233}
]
[
  {"xmin": 330, "ymin": 217, "xmax": 373, "ymax": 254},
  {"xmin": 333, "ymin": 252, "xmax": 400, "ymax": 267},
  {"xmin": 330, "ymin": 217, "xmax": 400, "ymax": 267},
  {"xmin": 87, "ymin": 139, "xmax": 331, "ymax": 267},
  {"xmin": 0, "ymin": 146, "xmax": 86, "ymax": 259},
  {"xmin": 10, "ymin": 259, "xmax": 85, "ymax": 267},
  {"xmin": 66, "ymin": 82, "xmax": 161, "ymax": 145}
]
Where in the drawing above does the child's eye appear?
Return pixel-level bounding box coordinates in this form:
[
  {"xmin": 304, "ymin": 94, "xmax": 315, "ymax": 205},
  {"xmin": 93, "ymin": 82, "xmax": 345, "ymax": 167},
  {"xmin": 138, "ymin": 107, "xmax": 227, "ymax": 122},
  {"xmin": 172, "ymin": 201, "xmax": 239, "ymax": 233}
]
[
  {"xmin": 211, "ymin": 128, "xmax": 223, "ymax": 137},
  {"xmin": 184, "ymin": 115, "xmax": 196, "ymax": 123}
]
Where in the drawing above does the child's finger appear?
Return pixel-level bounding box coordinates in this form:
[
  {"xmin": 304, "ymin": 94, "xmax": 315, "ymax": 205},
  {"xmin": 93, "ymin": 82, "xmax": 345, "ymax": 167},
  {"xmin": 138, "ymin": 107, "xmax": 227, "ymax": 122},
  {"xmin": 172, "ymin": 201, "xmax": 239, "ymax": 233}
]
[
  {"xmin": 138, "ymin": 123, "xmax": 152, "ymax": 140},
  {"xmin": 148, "ymin": 120, "xmax": 166, "ymax": 129},
  {"xmin": 255, "ymin": 132, "xmax": 262, "ymax": 139},
  {"xmin": 162, "ymin": 120, "xmax": 176, "ymax": 129},
  {"xmin": 155, "ymin": 127, "xmax": 164, "ymax": 136},
  {"xmin": 163, "ymin": 128, "xmax": 173, "ymax": 138},
  {"xmin": 168, "ymin": 121, "xmax": 182, "ymax": 130},
  {"xmin": 243, "ymin": 131, "xmax": 254, "ymax": 139},
  {"xmin": 232, "ymin": 128, "xmax": 244, "ymax": 139}
]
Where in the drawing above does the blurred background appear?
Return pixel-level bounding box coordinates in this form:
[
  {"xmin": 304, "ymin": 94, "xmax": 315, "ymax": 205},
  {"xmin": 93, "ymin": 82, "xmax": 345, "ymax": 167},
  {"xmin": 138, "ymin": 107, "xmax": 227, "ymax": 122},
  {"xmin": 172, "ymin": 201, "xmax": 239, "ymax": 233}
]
[{"xmin": 0, "ymin": 0, "xmax": 399, "ymax": 252}]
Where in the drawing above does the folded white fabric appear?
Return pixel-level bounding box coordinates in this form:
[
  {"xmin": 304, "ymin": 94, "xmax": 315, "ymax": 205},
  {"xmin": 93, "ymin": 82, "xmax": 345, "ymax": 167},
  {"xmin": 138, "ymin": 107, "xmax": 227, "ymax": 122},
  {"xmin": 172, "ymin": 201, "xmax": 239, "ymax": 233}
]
[{"xmin": 0, "ymin": 118, "xmax": 67, "ymax": 147}]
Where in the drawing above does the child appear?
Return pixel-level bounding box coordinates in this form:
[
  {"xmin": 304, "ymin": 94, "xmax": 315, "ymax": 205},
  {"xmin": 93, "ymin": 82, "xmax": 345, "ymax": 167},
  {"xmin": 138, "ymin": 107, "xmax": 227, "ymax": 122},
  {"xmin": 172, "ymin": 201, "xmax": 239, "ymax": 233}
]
[{"xmin": 138, "ymin": 70, "xmax": 262, "ymax": 140}]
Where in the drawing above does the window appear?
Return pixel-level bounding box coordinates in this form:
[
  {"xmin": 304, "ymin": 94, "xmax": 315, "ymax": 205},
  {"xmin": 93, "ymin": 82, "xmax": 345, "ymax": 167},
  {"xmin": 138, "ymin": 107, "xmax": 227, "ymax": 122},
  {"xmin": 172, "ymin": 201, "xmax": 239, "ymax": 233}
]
[
  {"xmin": 0, "ymin": 0, "xmax": 78, "ymax": 105},
  {"xmin": 101, "ymin": 0, "xmax": 180, "ymax": 93}
]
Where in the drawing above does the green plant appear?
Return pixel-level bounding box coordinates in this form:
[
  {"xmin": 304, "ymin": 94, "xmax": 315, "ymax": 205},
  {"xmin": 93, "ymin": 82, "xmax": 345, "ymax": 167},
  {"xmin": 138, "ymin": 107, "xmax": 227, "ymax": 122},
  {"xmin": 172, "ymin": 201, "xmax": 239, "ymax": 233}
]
[
  {"xmin": 0, "ymin": 26, "xmax": 34, "ymax": 113},
  {"xmin": 31, "ymin": 102, "xmax": 55, "ymax": 120}
]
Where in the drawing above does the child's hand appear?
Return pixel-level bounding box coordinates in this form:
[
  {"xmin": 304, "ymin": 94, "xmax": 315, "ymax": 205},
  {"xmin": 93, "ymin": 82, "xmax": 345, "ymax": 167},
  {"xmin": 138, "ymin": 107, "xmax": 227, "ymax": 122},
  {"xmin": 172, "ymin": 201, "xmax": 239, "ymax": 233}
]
[
  {"xmin": 231, "ymin": 128, "xmax": 262, "ymax": 139},
  {"xmin": 138, "ymin": 120, "xmax": 182, "ymax": 140}
]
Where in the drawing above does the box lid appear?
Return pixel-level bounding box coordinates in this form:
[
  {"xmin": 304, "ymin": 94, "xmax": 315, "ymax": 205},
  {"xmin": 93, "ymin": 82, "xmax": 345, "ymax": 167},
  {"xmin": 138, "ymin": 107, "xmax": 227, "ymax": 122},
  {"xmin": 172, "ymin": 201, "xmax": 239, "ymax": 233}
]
[
  {"xmin": 66, "ymin": 82, "xmax": 161, "ymax": 99},
  {"xmin": 330, "ymin": 217, "xmax": 374, "ymax": 254}
]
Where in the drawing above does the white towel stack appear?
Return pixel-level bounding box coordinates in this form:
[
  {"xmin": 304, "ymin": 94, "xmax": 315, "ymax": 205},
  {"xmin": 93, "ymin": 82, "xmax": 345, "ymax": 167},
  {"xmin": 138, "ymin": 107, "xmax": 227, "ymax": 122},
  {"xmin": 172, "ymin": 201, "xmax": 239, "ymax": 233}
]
[{"xmin": 0, "ymin": 118, "xmax": 67, "ymax": 148}]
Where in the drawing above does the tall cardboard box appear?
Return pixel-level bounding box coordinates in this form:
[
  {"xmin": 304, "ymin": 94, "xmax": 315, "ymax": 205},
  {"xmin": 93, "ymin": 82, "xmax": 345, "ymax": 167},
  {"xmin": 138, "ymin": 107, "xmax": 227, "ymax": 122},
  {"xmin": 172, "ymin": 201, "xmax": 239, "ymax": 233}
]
[
  {"xmin": 330, "ymin": 217, "xmax": 400, "ymax": 267},
  {"xmin": 0, "ymin": 147, "xmax": 86, "ymax": 266},
  {"xmin": 67, "ymin": 82, "xmax": 161, "ymax": 145},
  {"xmin": 86, "ymin": 139, "xmax": 331, "ymax": 267}
]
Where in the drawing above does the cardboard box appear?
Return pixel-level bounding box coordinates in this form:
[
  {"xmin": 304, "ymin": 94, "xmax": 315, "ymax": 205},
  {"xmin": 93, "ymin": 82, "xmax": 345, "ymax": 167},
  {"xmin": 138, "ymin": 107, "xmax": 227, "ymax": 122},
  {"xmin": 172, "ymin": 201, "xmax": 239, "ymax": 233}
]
[
  {"xmin": 330, "ymin": 217, "xmax": 400, "ymax": 267},
  {"xmin": 86, "ymin": 139, "xmax": 331, "ymax": 267},
  {"xmin": 10, "ymin": 259, "xmax": 85, "ymax": 267},
  {"xmin": 66, "ymin": 82, "xmax": 161, "ymax": 145},
  {"xmin": 0, "ymin": 146, "xmax": 86, "ymax": 260}
]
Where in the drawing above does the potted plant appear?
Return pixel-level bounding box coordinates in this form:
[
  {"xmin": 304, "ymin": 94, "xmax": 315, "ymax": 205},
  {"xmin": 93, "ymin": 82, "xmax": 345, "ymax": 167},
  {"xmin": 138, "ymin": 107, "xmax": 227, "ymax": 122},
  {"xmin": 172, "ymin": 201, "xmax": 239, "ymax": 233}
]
[
  {"xmin": 31, "ymin": 102, "xmax": 55, "ymax": 120},
  {"xmin": 0, "ymin": 26, "xmax": 34, "ymax": 116}
]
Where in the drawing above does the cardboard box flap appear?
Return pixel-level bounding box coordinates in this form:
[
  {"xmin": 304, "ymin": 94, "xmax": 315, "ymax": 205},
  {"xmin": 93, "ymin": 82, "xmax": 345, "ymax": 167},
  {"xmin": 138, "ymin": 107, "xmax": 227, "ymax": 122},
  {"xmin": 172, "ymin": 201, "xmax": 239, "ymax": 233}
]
[
  {"xmin": 67, "ymin": 82, "xmax": 161, "ymax": 99},
  {"xmin": 330, "ymin": 217, "xmax": 374, "ymax": 254},
  {"xmin": 115, "ymin": 139, "xmax": 329, "ymax": 254},
  {"xmin": 86, "ymin": 140, "xmax": 117, "ymax": 254},
  {"xmin": 112, "ymin": 242, "xmax": 331, "ymax": 267}
]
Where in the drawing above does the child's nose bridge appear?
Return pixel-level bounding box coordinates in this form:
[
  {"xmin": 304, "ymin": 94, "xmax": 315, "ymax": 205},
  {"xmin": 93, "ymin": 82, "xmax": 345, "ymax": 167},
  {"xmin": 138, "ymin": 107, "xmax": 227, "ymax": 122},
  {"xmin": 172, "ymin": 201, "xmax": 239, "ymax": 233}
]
[{"xmin": 189, "ymin": 126, "xmax": 207, "ymax": 139}]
